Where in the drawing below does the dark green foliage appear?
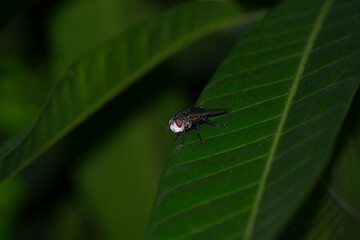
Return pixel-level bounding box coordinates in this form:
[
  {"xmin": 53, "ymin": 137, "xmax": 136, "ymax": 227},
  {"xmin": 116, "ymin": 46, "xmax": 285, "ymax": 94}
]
[
  {"xmin": 144, "ymin": 0, "xmax": 360, "ymax": 239},
  {"xmin": 280, "ymin": 93, "xmax": 360, "ymax": 240},
  {"xmin": 0, "ymin": 0, "xmax": 359, "ymax": 239}
]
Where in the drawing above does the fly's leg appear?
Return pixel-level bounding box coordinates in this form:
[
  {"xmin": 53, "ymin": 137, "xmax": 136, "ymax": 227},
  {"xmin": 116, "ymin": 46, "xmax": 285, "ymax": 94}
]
[
  {"xmin": 175, "ymin": 133, "xmax": 180, "ymax": 143},
  {"xmin": 203, "ymin": 118, "xmax": 224, "ymax": 127},
  {"xmin": 196, "ymin": 123, "xmax": 204, "ymax": 142},
  {"xmin": 181, "ymin": 131, "xmax": 186, "ymax": 146}
]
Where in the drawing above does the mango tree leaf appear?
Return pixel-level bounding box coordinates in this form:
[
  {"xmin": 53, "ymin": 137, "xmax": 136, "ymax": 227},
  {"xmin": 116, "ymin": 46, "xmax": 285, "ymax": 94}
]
[
  {"xmin": 0, "ymin": 2, "xmax": 246, "ymax": 183},
  {"xmin": 280, "ymin": 95, "xmax": 360, "ymax": 239},
  {"xmin": 144, "ymin": 0, "xmax": 360, "ymax": 239}
]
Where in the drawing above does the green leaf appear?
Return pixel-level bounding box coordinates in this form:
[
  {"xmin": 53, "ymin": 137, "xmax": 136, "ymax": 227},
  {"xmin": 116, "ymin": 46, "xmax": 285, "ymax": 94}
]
[
  {"xmin": 0, "ymin": 2, "xmax": 244, "ymax": 183},
  {"xmin": 144, "ymin": 0, "xmax": 360, "ymax": 239},
  {"xmin": 50, "ymin": 0, "xmax": 158, "ymax": 77},
  {"xmin": 279, "ymin": 95, "xmax": 360, "ymax": 239}
]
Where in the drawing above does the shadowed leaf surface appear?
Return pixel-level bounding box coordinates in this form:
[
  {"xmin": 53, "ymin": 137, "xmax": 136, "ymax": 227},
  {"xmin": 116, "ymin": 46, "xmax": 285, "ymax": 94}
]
[
  {"xmin": 280, "ymin": 94, "xmax": 360, "ymax": 239},
  {"xmin": 0, "ymin": 2, "xmax": 243, "ymax": 183},
  {"xmin": 144, "ymin": 0, "xmax": 360, "ymax": 239}
]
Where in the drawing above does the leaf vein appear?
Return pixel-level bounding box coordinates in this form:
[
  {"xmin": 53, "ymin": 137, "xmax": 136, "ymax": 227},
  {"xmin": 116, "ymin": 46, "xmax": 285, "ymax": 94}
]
[
  {"xmin": 275, "ymin": 128, "xmax": 328, "ymax": 162},
  {"xmin": 216, "ymin": 52, "xmax": 302, "ymax": 81},
  {"xmin": 243, "ymin": 25, "xmax": 312, "ymax": 43},
  {"xmin": 240, "ymin": 38, "xmax": 307, "ymax": 57},
  {"xmin": 302, "ymin": 49, "xmax": 360, "ymax": 79},
  {"xmin": 292, "ymin": 77, "xmax": 357, "ymax": 105},
  {"xmin": 163, "ymin": 154, "xmax": 268, "ymax": 198},
  {"xmin": 243, "ymin": 1, "xmax": 334, "ymax": 238},
  {"xmin": 199, "ymin": 77, "xmax": 292, "ymax": 106},
  {"xmin": 150, "ymin": 182, "xmax": 259, "ymax": 234},
  {"xmin": 173, "ymin": 133, "xmax": 275, "ymax": 168},
  {"xmin": 178, "ymin": 116, "xmax": 280, "ymax": 147},
  {"xmin": 281, "ymin": 102, "xmax": 345, "ymax": 136},
  {"xmin": 312, "ymin": 28, "xmax": 360, "ymax": 53},
  {"xmin": 181, "ymin": 206, "xmax": 252, "ymax": 239}
]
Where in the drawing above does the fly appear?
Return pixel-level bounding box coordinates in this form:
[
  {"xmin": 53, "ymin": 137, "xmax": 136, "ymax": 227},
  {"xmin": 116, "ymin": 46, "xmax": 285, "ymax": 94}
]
[{"xmin": 167, "ymin": 107, "xmax": 228, "ymax": 146}]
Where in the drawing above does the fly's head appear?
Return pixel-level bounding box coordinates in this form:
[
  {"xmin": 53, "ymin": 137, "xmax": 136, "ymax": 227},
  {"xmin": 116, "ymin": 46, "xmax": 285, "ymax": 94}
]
[{"xmin": 168, "ymin": 116, "xmax": 185, "ymax": 133}]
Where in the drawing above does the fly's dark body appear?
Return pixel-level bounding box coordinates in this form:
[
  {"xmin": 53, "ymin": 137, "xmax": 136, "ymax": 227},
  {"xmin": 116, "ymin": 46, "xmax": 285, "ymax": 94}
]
[{"xmin": 168, "ymin": 107, "xmax": 228, "ymax": 145}]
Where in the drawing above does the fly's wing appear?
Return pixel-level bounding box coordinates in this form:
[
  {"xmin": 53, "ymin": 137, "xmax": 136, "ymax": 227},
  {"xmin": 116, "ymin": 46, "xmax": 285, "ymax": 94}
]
[{"xmin": 191, "ymin": 107, "xmax": 228, "ymax": 118}]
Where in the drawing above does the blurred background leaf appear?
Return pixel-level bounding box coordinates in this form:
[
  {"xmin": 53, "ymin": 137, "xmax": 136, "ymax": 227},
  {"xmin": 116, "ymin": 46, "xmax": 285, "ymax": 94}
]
[
  {"xmin": 0, "ymin": 63, "xmax": 42, "ymax": 134},
  {"xmin": 49, "ymin": 0, "xmax": 160, "ymax": 78}
]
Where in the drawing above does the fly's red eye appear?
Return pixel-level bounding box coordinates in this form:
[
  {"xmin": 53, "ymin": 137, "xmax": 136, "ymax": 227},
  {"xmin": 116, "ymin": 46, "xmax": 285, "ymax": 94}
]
[{"xmin": 175, "ymin": 118, "xmax": 182, "ymax": 127}]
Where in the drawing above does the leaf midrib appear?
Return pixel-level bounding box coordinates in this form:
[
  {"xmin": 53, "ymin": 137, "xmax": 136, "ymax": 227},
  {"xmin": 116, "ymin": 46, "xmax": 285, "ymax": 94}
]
[{"xmin": 243, "ymin": 0, "xmax": 335, "ymax": 239}]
